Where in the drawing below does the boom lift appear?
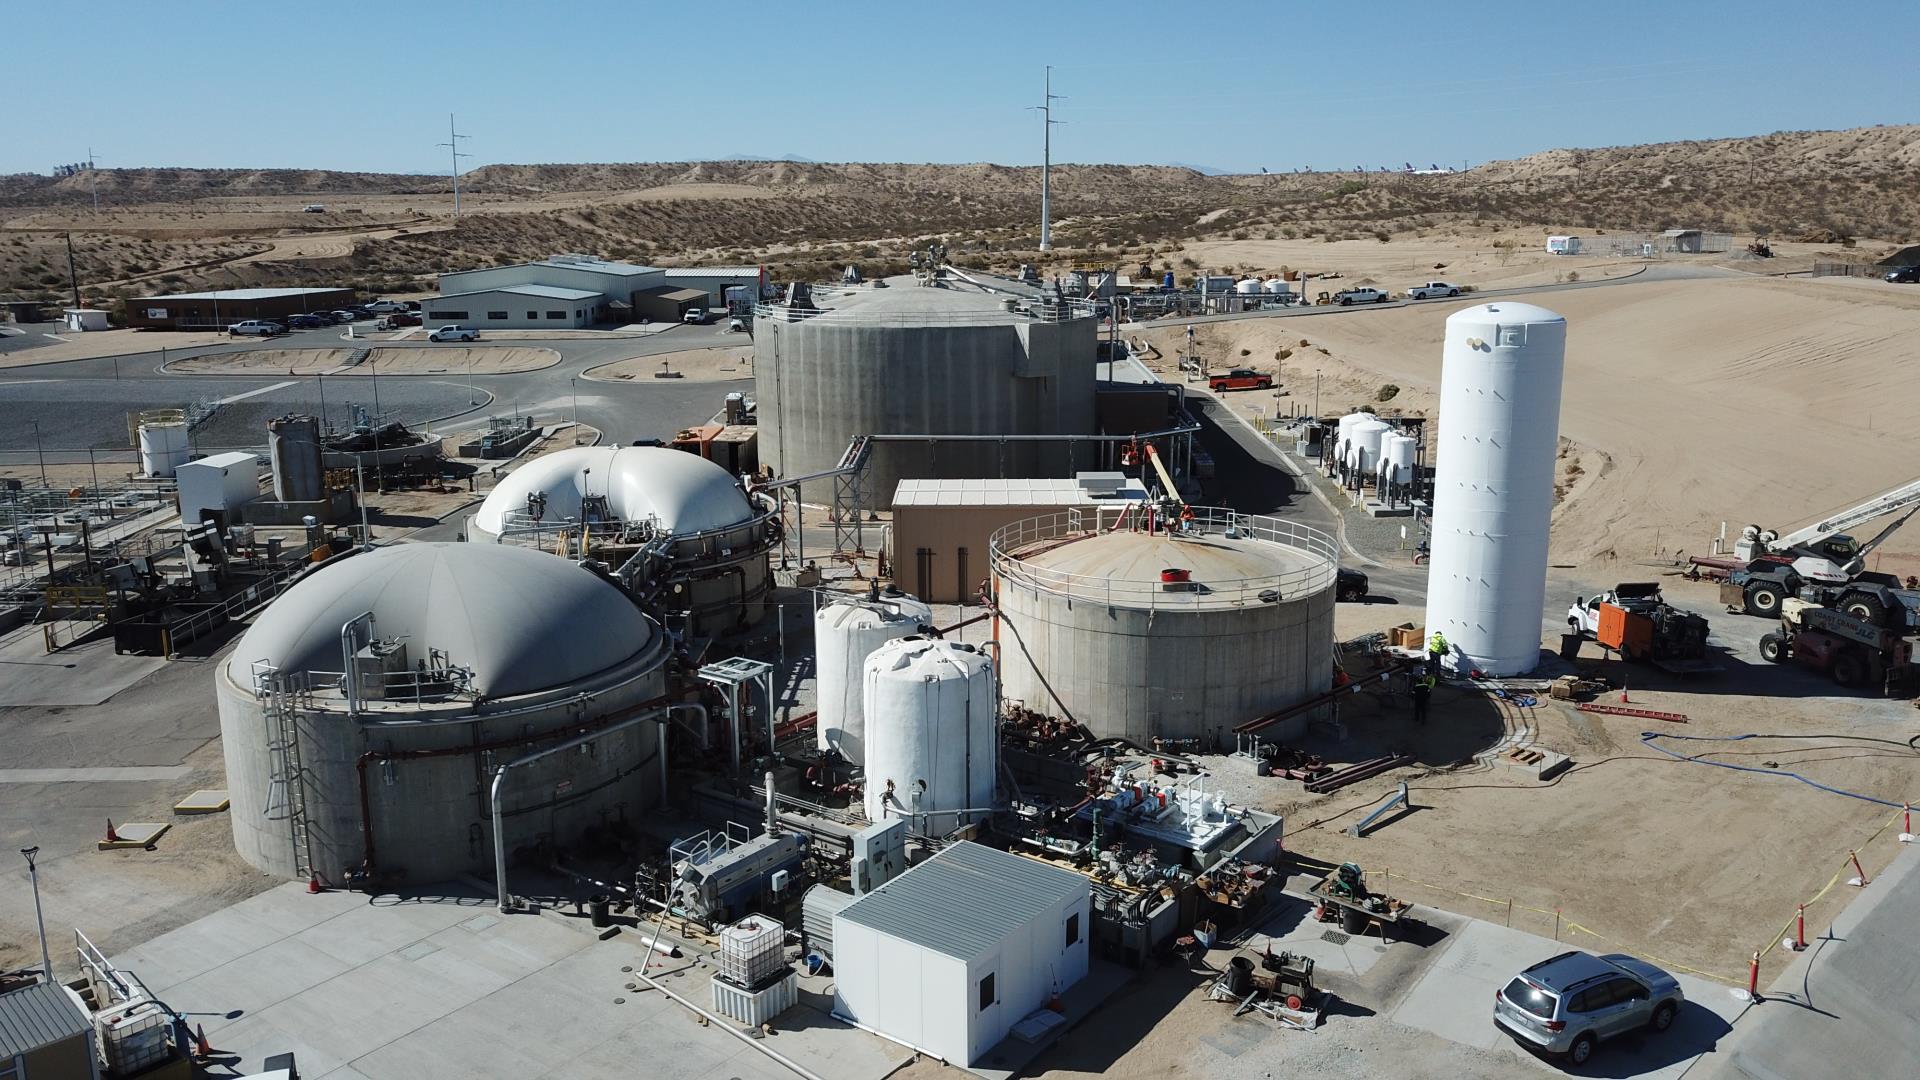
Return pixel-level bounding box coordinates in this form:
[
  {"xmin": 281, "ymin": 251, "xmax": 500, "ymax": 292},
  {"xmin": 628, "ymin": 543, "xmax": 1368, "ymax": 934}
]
[{"xmin": 1697, "ymin": 476, "xmax": 1920, "ymax": 626}]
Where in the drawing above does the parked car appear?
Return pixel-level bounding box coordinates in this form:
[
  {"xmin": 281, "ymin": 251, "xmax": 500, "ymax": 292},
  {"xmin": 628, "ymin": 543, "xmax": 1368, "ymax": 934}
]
[
  {"xmin": 1207, "ymin": 368, "xmax": 1273, "ymax": 391},
  {"xmin": 1494, "ymin": 951, "xmax": 1683, "ymax": 1066},
  {"xmin": 302, "ymin": 204, "xmax": 326, "ymax": 213},
  {"xmin": 1885, "ymin": 265, "xmax": 1920, "ymax": 284},
  {"xmin": 227, "ymin": 320, "xmax": 285, "ymax": 337},
  {"xmin": 1406, "ymin": 281, "xmax": 1462, "ymax": 300},
  {"xmin": 428, "ymin": 325, "xmax": 480, "ymax": 342},
  {"xmin": 378, "ymin": 311, "xmax": 421, "ymax": 328},
  {"xmin": 1334, "ymin": 286, "xmax": 1389, "ymax": 306},
  {"xmin": 1336, "ymin": 567, "xmax": 1369, "ymax": 602},
  {"xmin": 330, "ymin": 310, "xmax": 360, "ymax": 323},
  {"xmin": 683, "ymin": 307, "xmax": 708, "ymax": 324},
  {"xmin": 285, "ymin": 314, "xmax": 323, "ymax": 330},
  {"xmin": 401, "ymin": 300, "xmax": 422, "ymax": 312},
  {"xmin": 365, "ymin": 300, "xmax": 404, "ymax": 314}
]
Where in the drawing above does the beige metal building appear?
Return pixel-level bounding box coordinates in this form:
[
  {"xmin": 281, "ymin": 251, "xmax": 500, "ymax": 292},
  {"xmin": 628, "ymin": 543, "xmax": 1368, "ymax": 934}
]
[{"xmin": 889, "ymin": 476, "xmax": 1143, "ymax": 603}]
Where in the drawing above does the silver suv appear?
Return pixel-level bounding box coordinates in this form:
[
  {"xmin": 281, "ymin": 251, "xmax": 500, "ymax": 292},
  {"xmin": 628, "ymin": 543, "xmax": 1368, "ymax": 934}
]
[{"xmin": 1494, "ymin": 951, "xmax": 1683, "ymax": 1065}]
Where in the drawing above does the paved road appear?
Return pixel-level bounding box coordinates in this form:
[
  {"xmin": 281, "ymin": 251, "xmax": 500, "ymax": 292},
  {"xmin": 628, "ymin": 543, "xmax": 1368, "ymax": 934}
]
[
  {"xmin": 0, "ymin": 321, "xmax": 66, "ymax": 355},
  {"xmin": 0, "ymin": 321, "xmax": 746, "ymax": 463}
]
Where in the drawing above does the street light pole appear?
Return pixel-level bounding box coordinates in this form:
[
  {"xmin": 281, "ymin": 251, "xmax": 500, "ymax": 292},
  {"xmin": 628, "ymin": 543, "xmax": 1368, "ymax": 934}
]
[
  {"xmin": 31, "ymin": 420, "xmax": 47, "ymax": 487},
  {"xmin": 20, "ymin": 846, "xmax": 52, "ymax": 982},
  {"xmin": 570, "ymin": 377, "xmax": 578, "ymax": 429},
  {"xmin": 468, "ymin": 353, "xmax": 477, "ymax": 404}
]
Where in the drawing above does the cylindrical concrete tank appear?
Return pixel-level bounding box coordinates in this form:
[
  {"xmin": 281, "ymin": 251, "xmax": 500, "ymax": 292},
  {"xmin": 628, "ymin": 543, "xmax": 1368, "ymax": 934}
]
[
  {"xmin": 469, "ymin": 446, "xmax": 776, "ymax": 636},
  {"xmin": 755, "ymin": 285, "xmax": 1098, "ymax": 497},
  {"xmin": 268, "ymin": 415, "xmax": 324, "ymax": 502},
  {"xmin": 993, "ymin": 508, "xmax": 1339, "ymax": 745},
  {"xmin": 862, "ymin": 637, "xmax": 996, "ymax": 833},
  {"xmin": 814, "ymin": 591, "xmax": 931, "ymax": 763},
  {"xmin": 216, "ymin": 543, "xmax": 671, "ymax": 884},
  {"xmin": 138, "ymin": 422, "xmax": 190, "ymax": 478},
  {"xmin": 1426, "ymin": 302, "xmax": 1567, "ymax": 676},
  {"xmin": 1348, "ymin": 419, "xmax": 1391, "ymax": 476},
  {"xmin": 1385, "ymin": 434, "xmax": 1418, "ymax": 484}
]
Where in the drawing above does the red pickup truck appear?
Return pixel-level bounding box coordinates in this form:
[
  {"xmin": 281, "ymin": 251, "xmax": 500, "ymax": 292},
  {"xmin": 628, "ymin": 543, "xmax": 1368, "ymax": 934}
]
[{"xmin": 1208, "ymin": 368, "xmax": 1273, "ymax": 391}]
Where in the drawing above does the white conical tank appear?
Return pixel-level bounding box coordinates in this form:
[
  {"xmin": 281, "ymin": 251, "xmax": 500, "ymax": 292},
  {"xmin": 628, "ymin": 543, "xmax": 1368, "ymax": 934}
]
[
  {"xmin": 1385, "ymin": 434, "xmax": 1418, "ymax": 484},
  {"xmin": 862, "ymin": 637, "xmax": 996, "ymax": 834},
  {"xmin": 138, "ymin": 422, "xmax": 191, "ymax": 478},
  {"xmin": 1349, "ymin": 419, "xmax": 1392, "ymax": 476},
  {"xmin": 814, "ymin": 591, "xmax": 930, "ymax": 763},
  {"xmin": 1425, "ymin": 302, "xmax": 1567, "ymax": 676},
  {"xmin": 1335, "ymin": 412, "xmax": 1372, "ymax": 463}
]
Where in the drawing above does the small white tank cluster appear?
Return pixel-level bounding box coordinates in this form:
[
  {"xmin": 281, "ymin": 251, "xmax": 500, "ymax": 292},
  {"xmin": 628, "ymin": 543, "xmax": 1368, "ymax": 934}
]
[
  {"xmin": 813, "ymin": 588, "xmax": 932, "ymax": 763},
  {"xmin": 861, "ymin": 637, "xmax": 997, "ymax": 834}
]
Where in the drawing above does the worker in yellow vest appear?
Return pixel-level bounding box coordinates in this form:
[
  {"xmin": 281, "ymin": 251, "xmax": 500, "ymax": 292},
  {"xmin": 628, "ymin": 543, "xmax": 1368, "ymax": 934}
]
[
  {"xmin": 1426, "ymin": 630, "xmax": 1448, "ymax": 677},
  {"xmin": 1412, "ymin": 672, "xmax": 1435, "ymax": 724}
]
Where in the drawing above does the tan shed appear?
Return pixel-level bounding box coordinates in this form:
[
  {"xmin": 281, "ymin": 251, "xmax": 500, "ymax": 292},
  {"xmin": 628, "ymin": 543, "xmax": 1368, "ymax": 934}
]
[{"xmin": 889, "ymin": 476, "xmax": 1144, "ymax": 603}]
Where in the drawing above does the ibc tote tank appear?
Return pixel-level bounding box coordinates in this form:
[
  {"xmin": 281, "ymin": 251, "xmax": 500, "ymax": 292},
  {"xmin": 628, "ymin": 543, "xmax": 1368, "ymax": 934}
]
[
  {"xmin": 1425, "ymin": 303, "xmax": 1567, "ymax": 676},
  {"xmin": 814, "ymin": 592, "xmax": 930, "ymax": 764},
  {"xmin": 862, "ymin": 637, "xmax": 996, "ymax": 833}
]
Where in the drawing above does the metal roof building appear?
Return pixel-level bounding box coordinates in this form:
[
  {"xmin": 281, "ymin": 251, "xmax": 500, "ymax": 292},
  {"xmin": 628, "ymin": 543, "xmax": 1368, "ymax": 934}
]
[
  {"xmin": 0, "ymin": 981, "xmax": 96, "ymax": 1078},
  {"xmin": 125, "ymin": 287, "xmax": 357, "ymax": 330},
  {"xmin": 423, "ymin": 284, "xmax": 604, "ymax": 329},
  {"xmin": 833, "ymin": 842, "xmax": 1089, "ymax": 1065}
]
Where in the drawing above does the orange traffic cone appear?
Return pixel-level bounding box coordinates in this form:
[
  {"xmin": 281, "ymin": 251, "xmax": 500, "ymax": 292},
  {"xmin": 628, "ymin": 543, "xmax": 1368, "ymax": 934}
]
[
  {"xmin": 194, "ymin": 1024, "xmax": 212, "ymax": 1058},
  {"xmin": 105, "ymin": 819, "xmax": 121, "ymax": 843},
  {"xmin": 307, "ymin": 875, "xmax": 323, "ymax": 894},
  {"xmin": 1619, "ymin": 680, "xmax": 1631, "ymax": 704}
]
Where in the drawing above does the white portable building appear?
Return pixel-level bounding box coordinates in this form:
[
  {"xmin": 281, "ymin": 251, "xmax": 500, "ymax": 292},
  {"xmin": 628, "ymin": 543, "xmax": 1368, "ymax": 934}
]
[
  {"xmin": 833, "ymin": 841, "xmax": 1089, "ymax": 1066},
  {"xmin": 63, "ymin": 308, "xmax": 110, "ymax": 331},
  {"xmin": 176, "ymin": 451, "xmax": 261, "ymax": 525},
  {"xmin": 1545, "ymin": 235, "xmax": 1582, "ymax": 255}
]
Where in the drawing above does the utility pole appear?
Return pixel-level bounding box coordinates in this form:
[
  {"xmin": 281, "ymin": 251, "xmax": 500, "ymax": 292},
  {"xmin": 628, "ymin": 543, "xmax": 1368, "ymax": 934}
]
[
  {"xmin": 439, "ymin": 114, "xmax": 470, "ymax": 218},
  {"xmin": 20, "ymin": 846, "xmax": 51, "ymax": 982},
  {"xmin": 1030, "ymin": 67, "xmax": 1064, "ymax": 251},
  {"xmin": 64, "ymin": 232, "xmax": 80, "ymax": 310}
]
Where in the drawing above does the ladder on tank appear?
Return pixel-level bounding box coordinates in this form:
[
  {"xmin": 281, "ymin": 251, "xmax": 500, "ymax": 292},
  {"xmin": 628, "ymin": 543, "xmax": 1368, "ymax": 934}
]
[{"xmin": 259, "ymin": 667, "xmax": 317, "ymax": 882}]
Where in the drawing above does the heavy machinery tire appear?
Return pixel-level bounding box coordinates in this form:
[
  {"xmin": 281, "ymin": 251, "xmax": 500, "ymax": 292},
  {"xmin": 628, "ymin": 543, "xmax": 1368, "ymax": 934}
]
[
  {"xmin": 1759, "ymin": 633, "xmax": 1788, "ymax": 664},
  {"xmin": 1832, "ymin": 650, "xmax": 1868, "ymax": 688},
  {"xmin": 1840, "ymin": 592, "xmax": 1889, "ymax": 627},
  {"xmin": 1744, "ymin": 580, "xmax": 1786, "ymax": 617}
]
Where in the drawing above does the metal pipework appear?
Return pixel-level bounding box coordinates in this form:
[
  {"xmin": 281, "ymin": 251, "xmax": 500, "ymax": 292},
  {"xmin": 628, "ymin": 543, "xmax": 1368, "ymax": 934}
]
[{"xmin": 339, "ymin": 611, "xmax": 375, "ymax": 715}]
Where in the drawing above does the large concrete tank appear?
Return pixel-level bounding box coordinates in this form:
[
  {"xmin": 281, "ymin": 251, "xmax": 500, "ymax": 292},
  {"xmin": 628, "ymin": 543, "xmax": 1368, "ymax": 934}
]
[
  {"xmin": 815, "ymin": 591, "xmax": 932, "ymax": 764},
  {"xmin": 138, "ymin": 422, "xmax": 190, "ymax": 478},
  {"xmin": 268, "ymin": 415, "xmax": 324, "ymax": 502},
  {"xmin": 1425, "ymin": 302, "xmax": 1567, "ymax": 676},
  {"xmin": 216, "ymin": 543, "xmax": 671, "ymax": 884},
  {"xmin": 862, "ymin": 637, "xmax": 996, "ymax": 833},
  {"xmin": 755, "ymin": 283, "xmax": 1098, "ymax": 497},
  {"xmin": 469, "ymin": 446, "xmax": 776, "ymax": 636},
  {"xmin": 992, "ymin": 507, "xmax": 1338, "ymax": 745}
]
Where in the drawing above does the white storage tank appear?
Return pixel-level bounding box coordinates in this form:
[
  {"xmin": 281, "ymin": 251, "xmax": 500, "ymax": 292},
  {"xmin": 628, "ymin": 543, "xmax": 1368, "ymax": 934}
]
[
  {"xmin": 1263, "ymin": 277, "xmax": 1291, "ymax": 294},
  {"xmin": 862, "ymin": 637, "xmax": 996, "ymax": 834},
  {"xmin": 1425, "ymin": 303, "xmax": 1567, "ymax": 676},
  {"xmin": 138, "ymin": 422, "xmax": 191, "ymax": 478},
  {"xmin": 1385, "ymin": 434, "xmax": 1418, "ymax": 484},
  {"xmin": 1234, "ymin": 278, "xmax": 1265, "ymax": 295},
  {"xmin": 1334, "ymin": 412, "xmax": 1372, "ymax": 463},
  {"xmin": 1348, "ymin": 419, "xmax": 1392, "ymax": 476},
  {"xmin": 814, "ymin": 590, "xmax": 931, "ymax": 764}
]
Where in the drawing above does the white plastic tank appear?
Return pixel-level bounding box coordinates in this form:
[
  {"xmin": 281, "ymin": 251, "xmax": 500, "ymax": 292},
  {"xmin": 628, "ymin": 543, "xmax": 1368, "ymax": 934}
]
[
  {"xmin": 1385, "ymin": 434, "xmax": 1418, "ymax": 484},
  {"xmin": 1263, "ymin": 277, "xmax": 1291, "ymax": 294},
  {"xmin": 814, "ymin": 591, "xmax": 931, "ymax": 763},
  {"xmin": 138, "ymin": 422, "xmax": 191, "ymax": 478},
  {"xmin": 1348, "ymin": 419, "xmax": 1392, "ymax": 476},
  {"xmin": 862, "ymin": 637, "xmax": 996, "ymax": 833},
  {"xmin": 1234, "ymin": 277, "xmax": 1264, "ymax": 295},
  {"xmin": 1335, "ymin": 412, "xmax": 1372, "ymax": 464},
  {"xmin": 1425, "ymin": 303, "xmax": 1567, "ymax": 676}
]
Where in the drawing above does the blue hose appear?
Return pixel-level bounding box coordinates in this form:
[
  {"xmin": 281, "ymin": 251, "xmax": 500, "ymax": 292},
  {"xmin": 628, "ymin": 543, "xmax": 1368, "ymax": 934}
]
[{"xmin": 1640, "ymin": 731, "xmax": 1911, "ymax": 808}]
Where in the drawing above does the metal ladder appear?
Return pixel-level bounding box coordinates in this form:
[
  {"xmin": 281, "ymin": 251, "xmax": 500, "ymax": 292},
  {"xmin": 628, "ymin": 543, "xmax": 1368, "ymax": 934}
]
[{"xmin": 262, "ymin": 671, "xmax": 317, "ymax": 881}]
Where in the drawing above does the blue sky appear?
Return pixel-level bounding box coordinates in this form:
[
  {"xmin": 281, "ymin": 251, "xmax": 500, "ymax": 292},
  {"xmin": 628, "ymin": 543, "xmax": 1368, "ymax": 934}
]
[{"xmin": 9, "ymin": 1, "xmax": 1914, "ymax": 176}]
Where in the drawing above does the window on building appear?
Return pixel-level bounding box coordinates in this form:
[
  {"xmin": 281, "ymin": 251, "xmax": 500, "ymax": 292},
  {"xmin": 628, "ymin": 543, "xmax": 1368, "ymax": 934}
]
[
  {"xmin": 978, "ymin": 972, "xmax": 995, "ymax": 1012},
  {"xmin": 546, "ymin": 310, "xmax": 565, "ymax": 319},
  {"xmin": 1066, "ymin": 913, "xmax": 1080, "ymax": 947},
  {"xmin": 428, "ymin": 310, "xmax": 468, "ymax": 320},
  {"xmin": 527, "ymin": 311, "xmax": 538, "ymax": 320},
  {"xmin": 487, "ymin": 311, "xmax": 508, "ymax": 320}
]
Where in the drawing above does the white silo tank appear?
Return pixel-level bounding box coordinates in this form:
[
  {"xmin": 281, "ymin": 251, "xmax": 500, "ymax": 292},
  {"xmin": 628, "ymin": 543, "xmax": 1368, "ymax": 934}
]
[
  {"xmin": 1426, "ymin": 302, "xmax": 1567, "ymax": 676},
  {"xmin": 1385, "ymin": 434, "xmax": 1418, "ymax": 484},
  {"xmin": 862, "ymin": 637, "xmax": 996, "ymax": 833},
  {"xmin": 1349, "ymin": 419, "xmax": 1391, "ymax": 476},
  {"xmin": 814, "ymin": 592, "xmax": 930, "ymax": 763},
  {"xmin": 1263, "ymin": 277, "xmax": 1291, "ymax": 294},
  {"xmin": 1234, "ymin": 277, "xmax": 1264, "ymax": 295},
  {"xmin": 139, "ymin": 422, "xmax": 191, "ymax": 478}
]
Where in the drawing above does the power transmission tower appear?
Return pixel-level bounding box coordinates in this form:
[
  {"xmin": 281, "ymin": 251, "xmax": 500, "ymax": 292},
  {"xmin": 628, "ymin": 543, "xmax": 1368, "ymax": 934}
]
[
  {"xmin": 439, "ymin": 115, "xmax": 471, "ymax": 217},
  {"xmin": 1030, "ymin": 67, "xmax": 1064, "ymax": 251}
]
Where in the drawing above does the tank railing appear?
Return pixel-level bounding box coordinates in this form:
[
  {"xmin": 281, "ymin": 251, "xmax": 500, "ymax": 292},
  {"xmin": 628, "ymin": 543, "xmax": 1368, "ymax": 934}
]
[
  {"xmin": 285, "ymin": 662, "xmax": 478, "ymax": 705},
  {"xmin": 989, "ymin": 506, "xmax": 1339, "ymax": 607},
  {"xmin": 752, "ymin": 294, "xmax": 1101, "ymax": 326}
]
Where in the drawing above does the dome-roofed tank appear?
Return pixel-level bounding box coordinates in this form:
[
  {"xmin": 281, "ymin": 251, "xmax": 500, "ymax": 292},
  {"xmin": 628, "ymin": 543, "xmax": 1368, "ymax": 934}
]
[
  {"xmin": 1384, "ymin": 434, "xmax": 1417, "ymax": 485},
  {"xmin": 1234, "ymin": 278, "xmax": 1265, "ymax": 295},
  {"xmin": 1347, "ymin": 419, "xmax": 1392, "ymax": 476},
  {"xmin": 218, "ymin": 543, "xmax": 671, "ymax": 884},
  {"xmin": 1263, "ymin": 277, "xmax": 1291, "ymax": 294},
  {"xmin": 862, "ymin": 637, "xmax": 996, "ymax": 835},
  {"xmin": 814, "ymin": 588, "xmax": 931, "ymax": 764},
  {"xmin": 467, "ymin": 446, "xmax": 776, "ymax": 635}
]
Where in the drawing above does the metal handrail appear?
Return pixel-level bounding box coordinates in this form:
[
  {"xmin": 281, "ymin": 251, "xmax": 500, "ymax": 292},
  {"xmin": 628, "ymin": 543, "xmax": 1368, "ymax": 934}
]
[
  {"xmin": 752, "ymin": 295, "xmax": 1102, "ymax": 326},
  {"xmin": 989, "ymin": 506, "xmax": 1339, "ymax": 608}
]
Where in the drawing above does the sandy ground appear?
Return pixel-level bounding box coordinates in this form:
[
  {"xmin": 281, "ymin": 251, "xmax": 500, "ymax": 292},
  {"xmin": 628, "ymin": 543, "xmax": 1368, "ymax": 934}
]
[
  {"xmin": 583, "ymin": 345, "xmax": 754, "ymax": 383},
  {"xmin": 1144, "ymin": 274, "xmax": 1920, "ymax": 578},
  {"xmin": 165, "ymin": 345, "xmax": 559, "ymax": 376},
  {"xmin": 0, "ymin": 328, "xmax": 232, "ymax": 368}
]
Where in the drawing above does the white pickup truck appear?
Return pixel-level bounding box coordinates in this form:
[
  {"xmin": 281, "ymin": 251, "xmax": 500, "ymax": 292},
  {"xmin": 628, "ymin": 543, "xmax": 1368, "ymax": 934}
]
[
  {"xmin": 1405, "ymin": 281, "xmax": 1462, "ymax": 300},
  {"xmin": 683, "ymin": 307, "xmax": 707, "ymax": 324},
  {"xmin": 1567, "ymin": 583, "xmax": 1664, "ymax": 637},
  {"xmin": 227, "ymin": 320, "xmax": 285, "ymax": 336},
  {"xmin": 1333, "ymin": 286, "xmax": 1389, "ymax": 306}
]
